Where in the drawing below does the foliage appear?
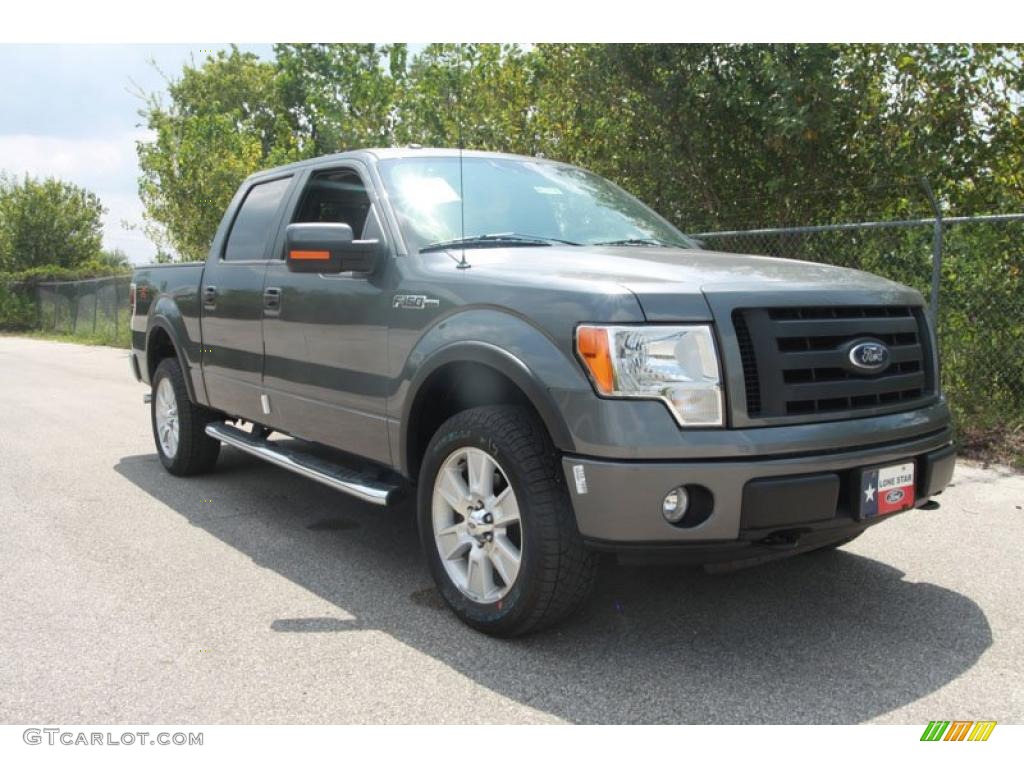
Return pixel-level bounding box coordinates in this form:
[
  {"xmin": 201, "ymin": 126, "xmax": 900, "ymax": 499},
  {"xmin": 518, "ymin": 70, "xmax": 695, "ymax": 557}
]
[
  {"xmin": 274, "ymin": 43, "xmax": 407, "ymax": 155},
  {"xmin": 0, "ymin": 283, "xmax": 36, "ymax": 330},
  {"xmin": 136, "ymin": 48, "xmax": 283, "ymax": 262},
  {"xmin": 1, "ymin": 262, "xmax": 132, "ymax": 335},
  {"xmin": 0, "ymin": 174, "xmax": 106, "ymax": 271},
  {"xmin": 0, "ymin": 262, "xmax": 131, "ymax": 285},
  {"xmin": 131, "ymin": 44, "xmax": 1024, "ymax": 463},
  {"xmin": 137, "ymin": 43, "xmax": 1024, "ymax": 260},
  {"xmin": 98, "ymin": 248, "xmax": 130, "ymax": 269}
]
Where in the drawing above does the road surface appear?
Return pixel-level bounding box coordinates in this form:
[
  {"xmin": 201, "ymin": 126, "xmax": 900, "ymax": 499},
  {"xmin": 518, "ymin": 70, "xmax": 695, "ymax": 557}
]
[{"xmin": 1, "ymin": 336, "xmax": 1021, "ymax": 723}]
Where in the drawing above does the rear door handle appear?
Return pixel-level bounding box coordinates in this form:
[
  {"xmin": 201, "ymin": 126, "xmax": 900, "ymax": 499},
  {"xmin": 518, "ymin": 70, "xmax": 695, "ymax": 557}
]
[
  {"xmin": 202, "ymin": 285, "xmax": 217, "ymax": 309},
  {"xmin": 263, "ymin": 287, "xmax": 282, "ymax": 314}
]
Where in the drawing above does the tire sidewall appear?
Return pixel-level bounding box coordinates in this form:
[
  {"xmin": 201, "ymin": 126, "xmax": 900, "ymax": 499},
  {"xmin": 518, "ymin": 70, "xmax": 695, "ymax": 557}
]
[
  {"xmin": 417, "ymin": 416, "xmax": 551, "ymax": 633},
  {"xmin": 151, "ymin": 360, "xmax": 185, "ymax": 473}
]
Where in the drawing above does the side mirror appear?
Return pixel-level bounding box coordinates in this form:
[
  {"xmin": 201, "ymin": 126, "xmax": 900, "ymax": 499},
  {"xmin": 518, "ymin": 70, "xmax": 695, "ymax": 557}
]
[{"xmin": 285, "ymin": 223, "xmax": 381, "ymax": 274}]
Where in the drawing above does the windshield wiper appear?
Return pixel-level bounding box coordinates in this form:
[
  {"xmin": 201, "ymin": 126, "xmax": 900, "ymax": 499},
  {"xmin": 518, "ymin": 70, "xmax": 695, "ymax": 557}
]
[
  {"xmin": 593, "ymin": 237, "xmax": 677, "ymax": 247},
  {"xmin": 419, "ymin": 233, "xmax": 581, "ymax": 253}
]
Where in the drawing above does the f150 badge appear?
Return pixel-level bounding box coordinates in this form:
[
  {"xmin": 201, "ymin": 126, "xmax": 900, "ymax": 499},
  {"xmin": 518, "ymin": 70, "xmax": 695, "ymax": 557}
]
[{"xmin": 393, "ymin": 294, "xmax": 440, "ymax": 310}]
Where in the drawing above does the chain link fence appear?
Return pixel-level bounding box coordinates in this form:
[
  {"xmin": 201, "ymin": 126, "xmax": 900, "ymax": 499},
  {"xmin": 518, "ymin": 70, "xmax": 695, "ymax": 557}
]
[
  {"xmin": 694, "ymin": 213, "xmax": 1024, "ymax": 466},
  {"xmin": 1, "ymin": 275, "xmax": 132, "ymax": 346},
  {"xmin": 3, "ymin": 213, "xmax": 1022, "ymax": 464}
]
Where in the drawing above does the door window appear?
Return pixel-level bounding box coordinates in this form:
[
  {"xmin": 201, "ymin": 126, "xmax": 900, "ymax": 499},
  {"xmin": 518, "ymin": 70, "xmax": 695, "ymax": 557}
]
[
  {"xmin": 223, "ymin": 177, "xmax": 292, "ymax": 261},
  {"xmin": 293, "ymin": 168, "xmax": 374, "ymax": 237}
]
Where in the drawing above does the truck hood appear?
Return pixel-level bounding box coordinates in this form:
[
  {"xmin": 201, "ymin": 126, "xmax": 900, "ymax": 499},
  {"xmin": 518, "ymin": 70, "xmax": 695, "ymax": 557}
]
[{"xmin": 443, "ymin": 245, "xmax": 923, "ymax": 320}]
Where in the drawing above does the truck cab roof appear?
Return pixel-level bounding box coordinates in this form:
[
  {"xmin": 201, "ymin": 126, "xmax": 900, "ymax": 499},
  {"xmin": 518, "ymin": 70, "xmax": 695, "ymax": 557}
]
[{"xmin": 245, "ymin": 147, "xmax": 564, "ymax": 183}]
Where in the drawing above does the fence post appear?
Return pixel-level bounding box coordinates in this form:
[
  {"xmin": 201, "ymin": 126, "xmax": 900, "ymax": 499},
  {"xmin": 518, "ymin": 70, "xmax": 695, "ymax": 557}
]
[
  {"xmin": 35, "ymin": 284, "xmax": 42, "ymax": 330},
  {"xmin": 113, "ymin": 279, "xmax": 119, "ymax": 341},
  {"xmin": 921, "ymin": 178, "xmax": 943, "ymax": 326},
  {"xmin": 92, "ymin": 282, "xmax": 99, "ymax": 334},
  {"xmin": 70, "ymin": 282, "xmax": 79, "ymax": 335}
]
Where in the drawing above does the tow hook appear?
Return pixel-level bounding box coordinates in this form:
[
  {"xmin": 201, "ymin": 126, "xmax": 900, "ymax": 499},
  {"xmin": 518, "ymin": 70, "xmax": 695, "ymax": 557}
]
[{"xmin": 759, "ymin": 531, "xmax": 803, "ymax": 550}]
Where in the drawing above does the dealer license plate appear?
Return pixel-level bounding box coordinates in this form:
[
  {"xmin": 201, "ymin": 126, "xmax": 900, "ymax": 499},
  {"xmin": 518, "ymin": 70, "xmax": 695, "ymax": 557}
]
[{"xmin": 858, "ymin": 461, "xmax": 916, "ymax": 519}]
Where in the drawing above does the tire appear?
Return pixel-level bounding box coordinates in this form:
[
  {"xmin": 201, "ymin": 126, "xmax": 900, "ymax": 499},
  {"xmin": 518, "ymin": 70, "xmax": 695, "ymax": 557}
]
[
  {"xmin": 417, "ymin": 405, "xmax": 597, "ymax": 636},
  {"xmin": 151, "ymin": 357, "xmax": 221, "ymax": 476}
]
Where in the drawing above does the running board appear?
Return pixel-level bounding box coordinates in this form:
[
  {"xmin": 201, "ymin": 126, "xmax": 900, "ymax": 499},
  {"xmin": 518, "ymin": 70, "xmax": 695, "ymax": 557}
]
[{"xmin": 204, "ymin": 422, "xmax": 400, "ymax": 506}]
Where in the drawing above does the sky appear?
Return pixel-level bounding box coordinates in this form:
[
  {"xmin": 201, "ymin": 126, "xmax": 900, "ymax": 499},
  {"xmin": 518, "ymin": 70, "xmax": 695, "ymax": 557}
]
[{"xmin": 0, "ymin": 44, "xmax": 275, "ymax": 263}]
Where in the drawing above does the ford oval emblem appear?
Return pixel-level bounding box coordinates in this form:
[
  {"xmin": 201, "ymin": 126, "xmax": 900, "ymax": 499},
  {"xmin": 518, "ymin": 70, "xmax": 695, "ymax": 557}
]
[
  {"xmin": 849, "ymin": 340, "xmax": 890, "ymax": 372},
  {"xmin": 885, "ymin": 489, "xmax": 905, "ymax": 505}
]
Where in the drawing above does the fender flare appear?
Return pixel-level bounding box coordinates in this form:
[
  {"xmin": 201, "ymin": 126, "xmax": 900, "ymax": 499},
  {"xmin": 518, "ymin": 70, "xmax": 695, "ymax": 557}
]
[
  {"xmin": 398, "ymin": 340, "xmax": 577, "ymax": 478},
  {"xmin": 145, "ymin": 314, "xmax": 198, "ymax": 404}
]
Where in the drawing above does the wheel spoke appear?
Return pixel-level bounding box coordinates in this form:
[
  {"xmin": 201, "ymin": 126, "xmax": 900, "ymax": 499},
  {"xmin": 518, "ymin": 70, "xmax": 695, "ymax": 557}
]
[
  {"xmin": 436, "ymin": 523, "xmax": 471, "ymax": 561},
  {"xmin": 466, "ymin": 450, "xmax": 495, "ymax": 499},
  {"xmin": 491, "ymin": 487, "xmax": 521, "ymax": 527},
  {"xmin": 466, "ymin": 546, "xmax": 494, "ymax": 600},
  {"xmin": 437, "ymin": 466, "xmax": 471, "ymax": 513},
  {"xmin": 488, "ymin": 535, "xmax": 521, "ymax": 587}
]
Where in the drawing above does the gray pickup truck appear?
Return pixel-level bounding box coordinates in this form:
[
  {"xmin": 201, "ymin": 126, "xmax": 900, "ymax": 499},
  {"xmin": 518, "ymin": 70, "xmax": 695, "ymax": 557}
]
[{"xmin": 130, "ymin": 147, "xmax": 955, "ymax": 635}]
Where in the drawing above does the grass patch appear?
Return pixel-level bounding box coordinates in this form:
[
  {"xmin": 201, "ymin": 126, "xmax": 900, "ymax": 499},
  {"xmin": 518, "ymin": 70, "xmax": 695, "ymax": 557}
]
[
  {"xmin": 2, "ymin": 329, "xmax": 130, "ymax": 349},
  {"xmin": 956, "ymin": 422, "xmax": 1024, "ymax": 471}
]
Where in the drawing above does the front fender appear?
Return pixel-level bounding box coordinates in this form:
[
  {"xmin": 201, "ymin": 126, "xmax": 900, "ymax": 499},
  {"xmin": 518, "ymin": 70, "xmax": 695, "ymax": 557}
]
[{"xmin": 392, "ymin": 308, "xmax": 593, "ymax": 475}]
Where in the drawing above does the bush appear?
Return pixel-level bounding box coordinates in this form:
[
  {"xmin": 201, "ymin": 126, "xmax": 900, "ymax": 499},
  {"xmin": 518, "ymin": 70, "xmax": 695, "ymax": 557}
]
[{"xmin": 0, "ymin": 283, "xmax": 36, "ymax": 330}]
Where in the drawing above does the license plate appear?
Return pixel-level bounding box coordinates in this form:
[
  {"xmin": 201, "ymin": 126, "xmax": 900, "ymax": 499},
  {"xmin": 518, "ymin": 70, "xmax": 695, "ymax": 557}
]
[{"xmin": 858, "ymin": 461, "xmax": 915, "ymax": 519}]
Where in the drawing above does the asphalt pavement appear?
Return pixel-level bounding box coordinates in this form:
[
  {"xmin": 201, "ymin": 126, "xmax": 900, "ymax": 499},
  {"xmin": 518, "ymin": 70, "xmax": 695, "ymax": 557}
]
[{"xmin": 1, "ymin": 336, "xmax": 1021, "ymax": 724}]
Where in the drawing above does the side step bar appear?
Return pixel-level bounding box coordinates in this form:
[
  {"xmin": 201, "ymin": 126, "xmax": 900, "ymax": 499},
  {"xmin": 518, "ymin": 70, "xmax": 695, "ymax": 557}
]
[{"xmin": 205, "ymin": 422, "xmax": 400, "ymax": 506}]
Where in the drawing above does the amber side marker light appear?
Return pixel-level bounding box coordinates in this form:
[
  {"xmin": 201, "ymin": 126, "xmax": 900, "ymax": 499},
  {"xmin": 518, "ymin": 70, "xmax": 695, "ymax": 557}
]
[
  {"xmin": 289, "ymin": 250, "xmax": 331, "ymax": 261},
  {"xmin": 576, "ymin": 326, "xmax": 615, "ymax": 394}
]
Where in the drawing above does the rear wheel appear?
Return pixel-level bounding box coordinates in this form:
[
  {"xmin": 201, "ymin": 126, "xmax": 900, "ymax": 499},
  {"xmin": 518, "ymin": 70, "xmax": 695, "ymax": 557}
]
[
  {"xmin": 417, "ymin": 405, "xmax": 597, "ymax": 636},
  {"xmin": 151, "ymin": 357, "xmax": 221, "ymax": 476}
]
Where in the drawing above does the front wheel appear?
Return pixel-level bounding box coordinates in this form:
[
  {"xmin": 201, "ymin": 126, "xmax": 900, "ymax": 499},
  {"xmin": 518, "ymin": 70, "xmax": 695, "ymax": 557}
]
[{"xmin": 417, "ymin": 405, "xmax": 596, "ymax": 636}]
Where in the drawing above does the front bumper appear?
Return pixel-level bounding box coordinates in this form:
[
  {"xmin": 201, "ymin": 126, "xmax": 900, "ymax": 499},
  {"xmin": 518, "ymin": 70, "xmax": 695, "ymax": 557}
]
[{"xmin": 562, "ymin": 422, "xmax": 955, "ymax": 556}]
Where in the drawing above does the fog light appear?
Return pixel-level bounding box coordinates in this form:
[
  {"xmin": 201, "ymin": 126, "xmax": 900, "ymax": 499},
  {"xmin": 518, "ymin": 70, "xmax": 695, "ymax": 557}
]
[{"xmin": 662, "ymin": 486, "xmax": 690, "ymax": 523}]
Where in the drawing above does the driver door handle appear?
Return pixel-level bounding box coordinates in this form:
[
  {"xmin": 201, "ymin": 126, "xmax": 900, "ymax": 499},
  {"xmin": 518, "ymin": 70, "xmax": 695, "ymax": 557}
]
[
  {"xmin": 202, "ymin": 285, "xmax": 217, "ymax": 309},
  {"xmin": 264, "ymin": 287, "xmax": 282, "ymax": 315}
]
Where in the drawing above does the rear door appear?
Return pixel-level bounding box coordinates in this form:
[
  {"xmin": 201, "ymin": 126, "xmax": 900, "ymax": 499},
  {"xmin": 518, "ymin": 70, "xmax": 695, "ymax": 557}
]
[
  {"xmin": 200, "ymin": 174, "xmax": 295, "ymax": 422},
  {"xmin": 259, "ymin": 162, "xmax": 394, "ymax": 465}
]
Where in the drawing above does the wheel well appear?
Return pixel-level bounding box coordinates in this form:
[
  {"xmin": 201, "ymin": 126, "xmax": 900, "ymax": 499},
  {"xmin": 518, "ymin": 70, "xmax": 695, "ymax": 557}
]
[
  {"xmin": 146, "ymin": 327, "xmax": 177, "ymax": 380},
  {"xmin": 406, "ymin": 361, "xmax": 540, "ymax": 481}
]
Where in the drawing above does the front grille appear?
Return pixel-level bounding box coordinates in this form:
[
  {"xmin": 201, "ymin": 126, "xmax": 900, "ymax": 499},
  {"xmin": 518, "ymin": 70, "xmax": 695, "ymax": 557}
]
[
  {"xmin": 732, "ymin": 305, "xmax": 935, "ymax": 419},
  {"xmin": 732, "ymin": 311, "xmax": 762, "ymax": 415}
]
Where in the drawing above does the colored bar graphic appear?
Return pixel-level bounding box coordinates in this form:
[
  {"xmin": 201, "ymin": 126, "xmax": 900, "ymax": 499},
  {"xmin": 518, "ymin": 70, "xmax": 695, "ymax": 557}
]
[
  {"xmin": 921, "ymin": 721, "xmax": 949, "ymax": 741},
  {"xmin": 968, "ymin": 721, "xmax": 997, "ymax": 741},
  {"xmin": 921, "ymin": 720, "xmax": 996, "ymax": 742},
  {"xmin": 944, "ymin": 721, "xmax": 973, "ymax": 741}
]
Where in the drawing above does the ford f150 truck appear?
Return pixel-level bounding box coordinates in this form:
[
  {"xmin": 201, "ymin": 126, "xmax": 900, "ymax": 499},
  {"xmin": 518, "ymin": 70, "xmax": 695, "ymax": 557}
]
[{"xmin": 130, "ymin": 147, "xmax": 956, "ymax": 636}]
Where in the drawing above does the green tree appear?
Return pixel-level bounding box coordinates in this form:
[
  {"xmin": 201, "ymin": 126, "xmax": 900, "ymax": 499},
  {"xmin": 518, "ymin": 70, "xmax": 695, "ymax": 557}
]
[
  {"xmin": 137, "ymin": 46, "xmax": 295, "ymax": 262},
  {"xmin": 0, "ymin": 174, "xmax": 106, "ymax": 270},
  {"xmin": 274, "ymin": 43, "xmax": 407, "ymax": 155},
  {"xmin": 98, "ymin": 248, "xmax": 130, "ymax": 269},
  {"xmin": 528, "ymin": 44, "xmax": 1024, "ymax": 229},
  {"xmin": 137, "ymin": 43, "xmax": 1024, "ymax": 257},
  {"xmin": 395, "ymin": 43, "xmax": 537, "ymax": 151}
]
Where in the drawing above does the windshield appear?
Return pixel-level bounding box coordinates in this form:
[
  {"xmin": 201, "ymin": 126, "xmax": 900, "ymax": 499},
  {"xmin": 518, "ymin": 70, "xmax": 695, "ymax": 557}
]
[{"xmin": 377, "ymin": 155, "xmax": 698, "ymax": 253}]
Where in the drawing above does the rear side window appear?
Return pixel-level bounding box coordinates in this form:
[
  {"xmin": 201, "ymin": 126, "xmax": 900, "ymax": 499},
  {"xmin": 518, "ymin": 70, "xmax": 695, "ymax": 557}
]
[{"xmin": 223, "ymin": 177, "xmax": 292, "ymax": 261}]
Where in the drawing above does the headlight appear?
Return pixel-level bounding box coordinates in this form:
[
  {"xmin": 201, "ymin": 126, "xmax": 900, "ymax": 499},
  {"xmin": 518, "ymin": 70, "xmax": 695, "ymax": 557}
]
[{"xmin": 576, "ymin": 324, "xmax": 724, "ymax": 427}]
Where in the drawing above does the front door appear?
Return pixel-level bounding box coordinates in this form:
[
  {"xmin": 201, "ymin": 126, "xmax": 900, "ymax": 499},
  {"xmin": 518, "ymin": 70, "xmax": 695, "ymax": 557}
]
[
  {"xmin": 200, "ymin": 174, "xmax": 295, "ymax": 423},
  {"xmin": 259, "ymin": 163, "xmax": 393, "ymax": 466}
]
